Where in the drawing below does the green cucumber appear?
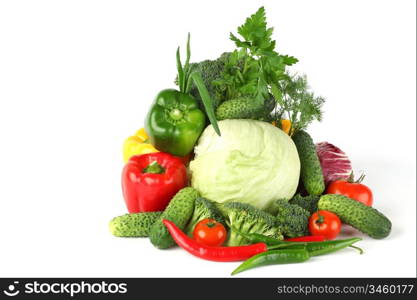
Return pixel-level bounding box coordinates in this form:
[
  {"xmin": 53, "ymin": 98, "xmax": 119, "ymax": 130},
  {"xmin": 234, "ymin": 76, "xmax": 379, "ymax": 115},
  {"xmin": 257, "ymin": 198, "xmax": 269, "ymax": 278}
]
[
  {"xmin": 109, "ymin": 211, "xmax": 162, "ymax": 237},
  {"xmin": 216, "ymin": 97, "xmax": 274, "ymax": 120},
  {"xmin": 292, "ymin": 130, "xmax": 325, "ymax": 195},
  {"xmin": 149, "ymin": 187, "xmax": 198, "ymax": 249},
  {"xmin": 318, "ymin": 194, "xmax": 392, "ymax": 239}
]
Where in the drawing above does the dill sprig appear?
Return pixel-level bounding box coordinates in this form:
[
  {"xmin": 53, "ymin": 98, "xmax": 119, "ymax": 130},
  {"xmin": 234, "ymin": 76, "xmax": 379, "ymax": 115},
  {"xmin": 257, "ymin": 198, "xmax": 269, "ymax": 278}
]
[{"xmin": 275, "ymin": 74, "xmax": 325, "ymax": 133}]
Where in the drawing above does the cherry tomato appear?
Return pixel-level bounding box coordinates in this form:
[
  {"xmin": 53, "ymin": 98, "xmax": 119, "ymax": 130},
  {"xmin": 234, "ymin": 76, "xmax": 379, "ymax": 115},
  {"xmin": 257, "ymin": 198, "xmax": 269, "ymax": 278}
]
[
  {"xmin": 309, "ymin": 210, "xmax": 341, "ymax": 240},
  {"xmin": 327, "ymin": 180, "xmax": 373, "ymax": 206},
  {"xmin": 193, "ymin": 219, "xmax": 227, "ymax": 247}
]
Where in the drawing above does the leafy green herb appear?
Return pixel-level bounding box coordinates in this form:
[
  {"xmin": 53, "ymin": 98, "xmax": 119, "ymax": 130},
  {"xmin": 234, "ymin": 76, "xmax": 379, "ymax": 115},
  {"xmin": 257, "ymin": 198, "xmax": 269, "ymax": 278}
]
[
  {"xmin": 275, "ymin": 74, "xmax": 325, "ymax": 133},
  {"xmin": 229, "ymin": 6, "xmax": 275, "ymax": 56},
  {"xmin": 214, "ymin": 7, "xmax": 297, "ymax": 106},
  {"xmin": 190, "ymin": 72, "xmax": 221, "ymax": 135},
  {"xmin": 178, "ymin": 7, "xmax": 324, "ymax": 132},
  {"xmin": 176, "ymin": 47, "xmax": 185, "ymax": 93},
  {"xmin": 176, "ymin": 34, "xmax": 221, "ymax": 135}
]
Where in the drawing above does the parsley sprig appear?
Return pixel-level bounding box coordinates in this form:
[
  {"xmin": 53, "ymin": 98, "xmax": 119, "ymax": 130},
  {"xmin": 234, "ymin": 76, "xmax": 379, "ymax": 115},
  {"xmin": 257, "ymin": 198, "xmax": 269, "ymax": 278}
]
[
  {"xmin": 215, "ymin": 7, "xmax": 297, "ymax": 106},
  {"xmin": 214, "ymin": 6, "xmax": 324, "ymax": 132}
]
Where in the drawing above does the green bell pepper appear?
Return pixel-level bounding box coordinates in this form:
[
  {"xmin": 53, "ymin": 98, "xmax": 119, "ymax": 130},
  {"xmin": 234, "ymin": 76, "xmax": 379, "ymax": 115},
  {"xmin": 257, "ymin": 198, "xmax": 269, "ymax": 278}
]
[
  {"xmin": 144, "ymin": 34, "xmax": 220, "ymax": 157},
  {"xmin": 145, "ymin": 89, "xmax": 205, "ymax": 157}
]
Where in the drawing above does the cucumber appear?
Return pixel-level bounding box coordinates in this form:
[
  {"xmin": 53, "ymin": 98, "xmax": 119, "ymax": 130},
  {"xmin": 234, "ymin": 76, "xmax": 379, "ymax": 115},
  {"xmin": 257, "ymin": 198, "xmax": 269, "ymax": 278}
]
[
  {"xmin": 318, "ymin": 194, "xmax": 392, "ymax": 239},
  {"xmin": 109, "ymin": 211, "xmax": 162, "ymax": 237},
  {"xmin": 216, "ymin": 97, "xmax": 274, "ymax": 120},
  {"xmin": 149, "ymin": 187, "xmax": 198, "ymax": 249},
  {"xmin": 292, "ymin": 130, "xmax": 325, "ymax": 195}
]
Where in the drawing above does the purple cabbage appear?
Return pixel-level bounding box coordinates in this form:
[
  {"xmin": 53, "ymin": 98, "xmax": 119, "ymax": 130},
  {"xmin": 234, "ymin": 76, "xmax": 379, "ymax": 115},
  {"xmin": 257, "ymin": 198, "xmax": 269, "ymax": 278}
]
[{"xmin": 316, "ymin": 142, "xmax": 352, "ymax": 185}]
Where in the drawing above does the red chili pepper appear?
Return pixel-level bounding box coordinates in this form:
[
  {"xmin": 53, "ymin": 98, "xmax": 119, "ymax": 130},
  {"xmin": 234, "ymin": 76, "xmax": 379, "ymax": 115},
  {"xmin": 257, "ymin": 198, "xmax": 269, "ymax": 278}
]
[
  {"xmin": 122, "ymin": 152, "xmax": 187, "ymax": 213},
  {"xmin": 162, "ymin": 219, "xmax": 268, "ymax": 262},
  {"xmin": 285, "ymin": 235, "xmax": 325, "ymax": 242}
]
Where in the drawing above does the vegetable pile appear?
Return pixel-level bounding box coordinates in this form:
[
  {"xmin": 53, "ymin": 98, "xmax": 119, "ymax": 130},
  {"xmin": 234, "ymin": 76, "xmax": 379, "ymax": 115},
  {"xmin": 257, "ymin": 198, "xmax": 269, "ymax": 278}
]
[{"xmin": 110, "ymin": 7, "xmax": 392, "ymax": 275}]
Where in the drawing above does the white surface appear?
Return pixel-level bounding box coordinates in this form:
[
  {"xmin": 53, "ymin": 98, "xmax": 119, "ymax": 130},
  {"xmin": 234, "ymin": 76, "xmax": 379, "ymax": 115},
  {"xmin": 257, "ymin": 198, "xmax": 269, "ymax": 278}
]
[{"xmin": 0, "ymin": 0, "xmax": 415, "ymax": 277}]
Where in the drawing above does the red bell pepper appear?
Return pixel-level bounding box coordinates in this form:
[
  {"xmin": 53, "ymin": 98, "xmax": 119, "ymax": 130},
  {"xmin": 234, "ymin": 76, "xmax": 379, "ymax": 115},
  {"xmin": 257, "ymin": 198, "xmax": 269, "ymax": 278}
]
[{"xmin": 122, "ymin": 152, "xmax": 187, "ymax": 213}]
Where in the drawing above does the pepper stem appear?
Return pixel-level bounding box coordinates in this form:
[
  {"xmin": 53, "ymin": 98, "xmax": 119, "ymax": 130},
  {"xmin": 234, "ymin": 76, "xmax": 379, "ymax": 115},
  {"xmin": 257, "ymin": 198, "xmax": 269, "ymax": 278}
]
[
  {"xmin": 169, "ymin": 108, "xmax": 183, "ymax": 120},
  {"xmin": 142, "ymin": 161, "xmax": 165, "ymax": 174},
  {"xmin": 349, "ymin": 245, "xmax": 364, "ymax": 255}
]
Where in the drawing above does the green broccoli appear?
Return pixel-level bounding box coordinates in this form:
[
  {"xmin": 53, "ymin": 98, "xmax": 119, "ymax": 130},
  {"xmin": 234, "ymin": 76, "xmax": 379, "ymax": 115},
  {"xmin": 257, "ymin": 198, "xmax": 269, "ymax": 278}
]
[
  {"xmin": 188, "ymin": 52, "xmax": 231, "ymax": 111},
  {"xmin": 289, "ymin": 194, "xmax": 320, "ymax": 214},
  {"xmin": 275, "ymin": 199, "xmax": 310, "ymax": 238},
  {"xmin": 219, "ymin": 202, "xmax": 283, "ymax": 246},
  {"xmin": 185, "ymin": 197, "xmax": 225, "ymax": 236}
]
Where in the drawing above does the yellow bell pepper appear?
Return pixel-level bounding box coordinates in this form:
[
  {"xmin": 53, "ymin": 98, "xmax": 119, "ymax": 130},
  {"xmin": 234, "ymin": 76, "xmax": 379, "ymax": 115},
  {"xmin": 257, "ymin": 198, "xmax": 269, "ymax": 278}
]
[{"xmin": 123, "ymin": 128, "xmax": 159, "ymax": 163}]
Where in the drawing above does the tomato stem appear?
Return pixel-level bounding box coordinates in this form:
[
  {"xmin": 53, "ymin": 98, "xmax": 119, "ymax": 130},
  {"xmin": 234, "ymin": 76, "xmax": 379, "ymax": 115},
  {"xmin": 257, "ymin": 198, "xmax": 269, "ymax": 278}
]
[
  {"xmin": 206, "ymin": 222, "xmax": 216, "ymax": 228},
  {"xmin": 315, "ymin": 211, "xmax": 325, "ymax": 226},
  {"xmin": 347, "ymin": 172, "xmax": 355, "ymax": 183},
  {"xmin": 347, "ymin": 171, "xmax": 366, "ymax": 184},
  {"xmin": 355, "ymin": 173, "xmax": 366, "ymax": 184}
]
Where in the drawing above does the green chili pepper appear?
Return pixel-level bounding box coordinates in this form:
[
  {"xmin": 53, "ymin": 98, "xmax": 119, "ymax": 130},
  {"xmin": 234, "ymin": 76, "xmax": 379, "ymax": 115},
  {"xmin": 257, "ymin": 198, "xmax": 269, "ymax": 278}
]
[
  {"xmin": 238, "ymin": 232, "xmax": 363, "ymax": 255},
  {"xmin": 231, "ymin": 248, "xmax": 310, "ymax": 275},
  {"xmin": 306, "ymin": 237, "xmax": 363, "ymax": 256},
  {"xmin": 230, "ymin": 230, "xmax": 363, "ymax": 275}
]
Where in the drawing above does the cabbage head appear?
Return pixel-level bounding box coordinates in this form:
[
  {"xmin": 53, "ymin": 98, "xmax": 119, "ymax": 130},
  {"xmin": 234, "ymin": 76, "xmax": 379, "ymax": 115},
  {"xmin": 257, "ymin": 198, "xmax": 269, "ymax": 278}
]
[{"xmin": 189, "ymin": 119, "xmax": 300, "ymax": 213}]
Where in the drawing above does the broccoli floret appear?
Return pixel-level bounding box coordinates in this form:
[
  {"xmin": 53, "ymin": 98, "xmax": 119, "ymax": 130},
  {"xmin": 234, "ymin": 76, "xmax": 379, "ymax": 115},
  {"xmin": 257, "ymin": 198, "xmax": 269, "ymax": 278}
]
[
  {"xmin": 188, "ymin": 52, "xmax": 230, "ymax": 110},
  {"xmin": 289, "ymin": 194, "xmax": 320, "ymax": 214},
  {"xmin": 185, "ymin": 197, "xmax": 225, "ymax": 236},
  {"xmin": 275, "ymin": 199, "xmax": 310, "ymax": 238},
  {"xmin": 219, "ymin": 202, "xmax": 283, "ymax": 246}
]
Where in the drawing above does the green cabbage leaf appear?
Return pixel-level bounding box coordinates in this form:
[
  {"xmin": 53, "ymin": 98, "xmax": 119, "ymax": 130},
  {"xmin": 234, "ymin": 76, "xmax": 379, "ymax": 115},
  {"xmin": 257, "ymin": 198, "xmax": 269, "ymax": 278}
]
[{"xmin": 190, "ymin": 119, "xmax": 300, "ymax": 213}]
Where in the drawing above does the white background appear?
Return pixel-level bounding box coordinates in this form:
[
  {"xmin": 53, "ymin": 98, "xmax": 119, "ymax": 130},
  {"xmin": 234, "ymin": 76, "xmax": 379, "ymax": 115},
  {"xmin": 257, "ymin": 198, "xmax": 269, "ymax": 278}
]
[{"xmin": 0, "ymin": 0, "xmax": 415, "ymax": 277}]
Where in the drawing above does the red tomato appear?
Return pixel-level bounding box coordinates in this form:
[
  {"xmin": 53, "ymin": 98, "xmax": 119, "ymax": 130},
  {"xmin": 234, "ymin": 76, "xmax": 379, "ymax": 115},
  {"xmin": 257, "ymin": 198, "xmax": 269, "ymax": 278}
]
[
  {"xmin": 193, "ymin": 219, "xmax": 227, "ymax": 247},
  {"xmin": 327, "ymin": 180, "xmax": 373, "ymax": 206},
  {"xmin": 309, "ymin": 210, "xmax": 342, "ymax": 240}
]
